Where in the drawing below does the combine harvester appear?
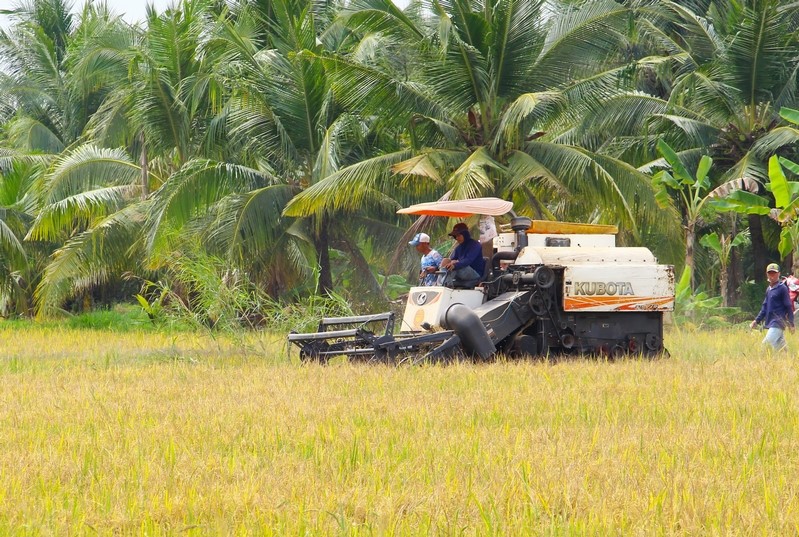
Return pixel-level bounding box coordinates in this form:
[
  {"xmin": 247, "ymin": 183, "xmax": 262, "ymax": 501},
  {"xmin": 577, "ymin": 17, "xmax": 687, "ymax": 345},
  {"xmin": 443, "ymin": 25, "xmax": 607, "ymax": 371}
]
[{"xmin": 288, "ymin": 198, "xmax": 674, "ymax": 363}]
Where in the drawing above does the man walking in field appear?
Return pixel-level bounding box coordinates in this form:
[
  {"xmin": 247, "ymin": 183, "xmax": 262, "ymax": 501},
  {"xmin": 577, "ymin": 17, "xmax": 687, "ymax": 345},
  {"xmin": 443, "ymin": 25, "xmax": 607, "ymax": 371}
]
[{"xmin": 750, "ymin": 263, "xmax": 795, "ymax": 351}]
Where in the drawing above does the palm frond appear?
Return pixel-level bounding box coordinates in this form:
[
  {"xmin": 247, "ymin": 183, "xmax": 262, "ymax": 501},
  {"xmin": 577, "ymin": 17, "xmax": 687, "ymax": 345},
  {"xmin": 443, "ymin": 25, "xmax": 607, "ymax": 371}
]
[
  {"xmin": 577, "ymin": 92, "xmax": 675, "ymax": 139},
  {"xmin": 651, "ymin": 1, "xmax": 722, "ymax": 64},
  {"xmin": 27, "ymin": 185, "xmax": 139, "ymax": 241},
  {"xmin": 34, "ymin": 202, "xmax": 147, "ymax": 317},
  {"xmin": 523, "ymin": 141, "xmax": 679, "ymax": 239},
  {"xmin": 392, "ymin": 154, "xmax": 443, "ymax": 181},
  {"xmin": 284, "ymin": 150, "xmax": 413, "ymax": 216},
  {"xmin": 425, "ymin": 35, "xmax": 489, "ymax": 112},
  {"xmin": 409, "ymin": 115, "xmax": 463, "ymax": 146},
  {"xmin": 534, "ymin": 0, "xmax": 630, "ymax": 86},
  {"xmin": 489, "ymin": 0, "xmax": 547, "ymax": 97},
  {"xmin": 774, "ymin": 61, "xmax": 799, "ymax": 111},
  {"xmin": 727, "ymin": 3, "xmax": 791, "ymax": 107},
  {"xmin": 207, "ymin": 184, "xmax": 297, "ymax": 262},
  {"xmin": 717, "ymin": 152, "xmax": 768, "ymax": 185},
  {"xmin": 667, "ymin": 71, "xmax": 739, "ymax": 126},
  {"xmin": 504, "ymin": 150, "xmax": 564, "ymax": 195},
  {"xmin": 651, "ymin": 114, "xmax": 720, "ymax": 147},
  {"xmin": 751, "ymin": 127, "xmax": 799, "ymax": 158},
  {"xmin": 225, "ymin": 94, "xmax": 299, "ymax": 173},
  {"xmin": 146, "ymin": 159, "xmax": 279, "ymax": 252},
  {"xmin": 318, "ymin": 52, "xmax": 447, "ymax": 126},
  {"xmin": 0, "ymin": 218, "xmax": 27, "ymax": 268},
  {"xmin": 446, "ymin": 146, "xmax": 502, "ymax": 200},
  {"xmin": 313, "ymin": 114, "xmax": 368, "ymax": 182},
  {"xmin": 39, "ymin": 144, "xmax": 139, "ymax": 203},
  {"xmin": 339, "ymin": 0, "xmax": 426, "ymax": 39},
  {"xmin": 6, "ymin": 116, "xmax": 65, "ymax": 153},
  {"xmin": 494, "ymin": 91, "xmax": 563, "ymax": 151}
]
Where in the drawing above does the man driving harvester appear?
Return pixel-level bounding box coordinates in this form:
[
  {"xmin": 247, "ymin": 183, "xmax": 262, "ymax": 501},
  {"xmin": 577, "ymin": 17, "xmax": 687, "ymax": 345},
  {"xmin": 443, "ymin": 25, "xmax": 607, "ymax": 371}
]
[{"xmin": 440, "ymin": 223, "xmax": 485, "ymax": 288}]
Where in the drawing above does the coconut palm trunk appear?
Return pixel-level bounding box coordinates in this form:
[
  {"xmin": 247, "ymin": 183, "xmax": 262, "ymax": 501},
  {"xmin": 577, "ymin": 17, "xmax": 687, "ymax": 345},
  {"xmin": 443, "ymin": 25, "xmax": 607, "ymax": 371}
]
[
  {"xmin": 749, "ymin": 214, "xmax": 767, "ymax": 282},
  {"xmin": 314, "ymin": 220, "xmax": 333, "ymax": 295}
]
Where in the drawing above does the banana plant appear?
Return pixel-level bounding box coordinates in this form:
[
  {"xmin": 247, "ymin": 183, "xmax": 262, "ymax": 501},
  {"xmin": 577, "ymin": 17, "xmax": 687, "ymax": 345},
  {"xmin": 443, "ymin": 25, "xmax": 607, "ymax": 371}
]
[
  {"xmin": 762, "ymin": 107, "xmax": 799, "ymax": 260},
  {"xmin": 673, "ymin": 265, "xmax": 741, "ymax": 327},
  {"xmin": 653, "ymin": 139, "xmax": 759, "ymax": 290},
  {"xmin": 764, "ymin": 155, "xmax": 799, "ymax": 259},
  {"xmin": 699, "ymin": 229, "xmax": 749, "ymax": 307},
  {"xmin": 720, "ymin": 155, "xmax": 799, "ymax": 265},
  {"xmin": 653, "ymin": 139, "xmax": 758, "ymax": 290},
  {"xmin": 653, "ymin": 139, "xmax": 712, "ymax": 290},
  {"xmin": 721, "ymin": 107, "xmax": 799, "ymax": 264}
]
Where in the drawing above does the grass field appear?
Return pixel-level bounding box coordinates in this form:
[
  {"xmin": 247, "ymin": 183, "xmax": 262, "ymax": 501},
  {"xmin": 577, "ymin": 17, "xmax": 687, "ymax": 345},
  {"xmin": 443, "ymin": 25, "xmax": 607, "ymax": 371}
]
[{"xmin": 0, "ymin": 321, "xmax": 797, "ymax": 535}]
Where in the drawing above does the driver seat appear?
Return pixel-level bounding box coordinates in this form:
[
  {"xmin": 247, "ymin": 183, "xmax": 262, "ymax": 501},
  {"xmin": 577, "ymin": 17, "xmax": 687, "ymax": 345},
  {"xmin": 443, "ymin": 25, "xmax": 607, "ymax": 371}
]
[{"xmin": 450, "ymin": 257, "xmax": 490, "ymax": 289}]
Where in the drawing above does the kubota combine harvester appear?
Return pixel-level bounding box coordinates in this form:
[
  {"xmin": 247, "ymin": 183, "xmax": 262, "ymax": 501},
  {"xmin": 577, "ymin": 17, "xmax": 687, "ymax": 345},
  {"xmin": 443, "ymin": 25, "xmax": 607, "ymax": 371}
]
[{"xmin": 288, "ymin": 198, "xmax": 675, "ymax": 363}]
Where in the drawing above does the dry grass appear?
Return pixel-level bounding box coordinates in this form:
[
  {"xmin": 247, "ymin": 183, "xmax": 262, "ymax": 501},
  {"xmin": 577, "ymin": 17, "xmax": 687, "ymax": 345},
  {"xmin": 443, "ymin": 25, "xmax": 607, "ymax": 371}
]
[{"xmin": 0, "ymin": 322, "xmax": 797, "ymax": 534}]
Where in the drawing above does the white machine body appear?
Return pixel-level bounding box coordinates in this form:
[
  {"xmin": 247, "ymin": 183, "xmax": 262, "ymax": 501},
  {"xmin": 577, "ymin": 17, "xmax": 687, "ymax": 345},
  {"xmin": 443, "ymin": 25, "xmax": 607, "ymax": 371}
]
[
  {"xmin": 401, "ymin": 287, "xmax": 485, "ymax": 333},
  {"xmin": 402, "ymin": 229, "xmax": 674, "ymax": 333}
]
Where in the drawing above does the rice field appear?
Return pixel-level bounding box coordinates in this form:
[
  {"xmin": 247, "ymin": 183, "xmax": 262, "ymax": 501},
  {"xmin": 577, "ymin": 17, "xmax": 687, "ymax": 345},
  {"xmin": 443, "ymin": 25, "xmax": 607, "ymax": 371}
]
[{"xmin": 0, "ymin": 321, "xmax": 797, "ymax": 534}]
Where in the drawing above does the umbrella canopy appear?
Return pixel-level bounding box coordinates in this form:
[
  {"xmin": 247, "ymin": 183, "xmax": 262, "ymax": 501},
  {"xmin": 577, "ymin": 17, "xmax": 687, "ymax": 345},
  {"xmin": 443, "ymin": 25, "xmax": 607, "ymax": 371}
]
[{"xmin": 397, "ymin": 197, "xmax": 514, "ymax": 217}]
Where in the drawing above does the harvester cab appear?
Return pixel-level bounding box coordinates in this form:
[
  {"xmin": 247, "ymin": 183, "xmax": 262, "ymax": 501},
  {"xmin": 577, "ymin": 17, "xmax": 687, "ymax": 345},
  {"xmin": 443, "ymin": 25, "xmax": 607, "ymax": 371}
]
[{"xmin": 288, "ymin": 198, "xmax": 675, "ymax": 363}]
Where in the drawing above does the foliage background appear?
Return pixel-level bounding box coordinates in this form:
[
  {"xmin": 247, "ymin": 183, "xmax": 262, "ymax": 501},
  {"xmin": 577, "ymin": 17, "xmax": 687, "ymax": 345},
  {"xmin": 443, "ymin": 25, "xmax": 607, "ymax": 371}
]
[{"xmin": 2, "ymin": 0, "xmax": 799, "ymax": 322}]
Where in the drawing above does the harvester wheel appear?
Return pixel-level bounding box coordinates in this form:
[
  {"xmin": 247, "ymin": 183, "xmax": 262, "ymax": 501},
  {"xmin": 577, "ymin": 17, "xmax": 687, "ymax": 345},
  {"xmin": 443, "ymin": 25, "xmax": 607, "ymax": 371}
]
[
  {"xmin": 645, "ymin": 333, "xmax": 661, "ymax": 352},
  {"xmin": 511, "ymin": 334, "xmax": 539, "ymax": 358},
  {"xmin": 611, "ymin": 344, "xmax": 626, "ymax": 359},
  {"xmin": 560, "ymin": 332, "xmax": 576, "ymax": 349}
]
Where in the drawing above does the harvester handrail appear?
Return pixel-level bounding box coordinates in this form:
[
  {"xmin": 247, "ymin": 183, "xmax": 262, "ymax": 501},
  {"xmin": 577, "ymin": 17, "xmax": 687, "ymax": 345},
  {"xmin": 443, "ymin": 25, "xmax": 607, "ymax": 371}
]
[
  {"xmin": 288, "ymin": 328, "xmax": 362, "ymax": 341},
  {"xmin": 320, "ymin": 313, "xmax": 394, "ymax": 326}
]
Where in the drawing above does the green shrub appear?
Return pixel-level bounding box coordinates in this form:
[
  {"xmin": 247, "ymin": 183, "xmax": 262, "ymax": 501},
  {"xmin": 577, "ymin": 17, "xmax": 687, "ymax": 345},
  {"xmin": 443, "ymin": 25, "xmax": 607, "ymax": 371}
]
[{"xmin": 674, "ymin": 267, "xmax": 744, "ymax": 327}]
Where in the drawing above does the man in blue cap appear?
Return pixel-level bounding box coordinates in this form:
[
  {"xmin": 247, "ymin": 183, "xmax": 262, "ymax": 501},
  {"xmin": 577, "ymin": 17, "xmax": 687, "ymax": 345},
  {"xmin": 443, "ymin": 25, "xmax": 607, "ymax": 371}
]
[
  {"xmin": 409, "ymin": 232, "xmax": 443, "ymax": 286},
  {"xmin": 441, "ymin": 223, "xmax": 485, "ymax": 288},
  {"xmin": 751, "ymin": 262, "xmax": 795, "ymax": 350}
]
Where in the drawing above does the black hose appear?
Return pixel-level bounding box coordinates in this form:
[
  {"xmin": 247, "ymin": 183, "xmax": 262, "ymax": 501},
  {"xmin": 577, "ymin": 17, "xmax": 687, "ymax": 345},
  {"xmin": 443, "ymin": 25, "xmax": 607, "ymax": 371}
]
[{"xmin": 444, "ymin": 304, "xmax": 496, "ymax": 359}]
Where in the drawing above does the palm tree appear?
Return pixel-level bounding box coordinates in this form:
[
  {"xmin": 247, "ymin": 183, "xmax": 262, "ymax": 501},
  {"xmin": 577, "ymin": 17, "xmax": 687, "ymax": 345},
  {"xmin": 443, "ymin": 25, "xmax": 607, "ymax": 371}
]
[
  {"xmin": 3, "ymin": 0, "xmax": 385, "ymax": 313},
  {"xmin": 284, "ymin": 0, "xmax": 682, "ymax": 261},
  {"xmin": 0, "ymin": 157, "xmax": 38, "ymax": 316},
  {"xmin": 143, "ymin": 0, "xmax": 408, "ymax": 299},
  {"xmin": 0, "ymin": 0, "xmax": 225, "ymax": 315},
  {"xmin": 0, "ymin": 0, "xmax": 138, "ymax": 314},
  {"xmin": 580, "ymin": 0, "xmax": 799, "ymax": 287}
]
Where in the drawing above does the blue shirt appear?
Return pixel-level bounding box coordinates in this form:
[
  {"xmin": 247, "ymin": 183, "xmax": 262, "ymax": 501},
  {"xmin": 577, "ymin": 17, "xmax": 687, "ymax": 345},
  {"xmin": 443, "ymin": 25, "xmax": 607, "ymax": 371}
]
[
  {"xmin": 452, "ymin": 236, "xmax": 485, "ymax": 275},
  {"xmin": 421, "ymin": 249, "xmax": 443, "ymax": 286},
  {"xmin": 755, "ymin": 281, "xmax": 795, "ymax": 329}
]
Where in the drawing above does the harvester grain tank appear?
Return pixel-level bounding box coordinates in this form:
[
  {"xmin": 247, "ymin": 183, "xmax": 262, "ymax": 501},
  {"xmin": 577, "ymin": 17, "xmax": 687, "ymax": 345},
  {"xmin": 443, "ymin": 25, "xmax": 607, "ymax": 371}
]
[{"xmin": 288, "ymin": 198, "xmax": 674, "ymax": 363}]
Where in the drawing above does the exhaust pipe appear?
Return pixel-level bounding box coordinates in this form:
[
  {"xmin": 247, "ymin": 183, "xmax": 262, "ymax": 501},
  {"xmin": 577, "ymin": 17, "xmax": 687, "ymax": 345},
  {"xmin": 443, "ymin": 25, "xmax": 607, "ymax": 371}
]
[
  {"xmin": 444, "ymin": 304, "xmax": 496, "ymax": 360},
  {"xmin": 510, "ymin": 216, "xmax": 532, "ymax": 250}
]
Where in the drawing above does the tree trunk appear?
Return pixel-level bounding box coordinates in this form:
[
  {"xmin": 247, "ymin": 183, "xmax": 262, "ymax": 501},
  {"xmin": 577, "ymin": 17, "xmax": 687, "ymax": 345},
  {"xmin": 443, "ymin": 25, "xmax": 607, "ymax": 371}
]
[
  {"xmin": 720, "ymin": 267, "xmax": 729, "ymax": 307},
  {"xmin": 748, "ymin": 214, "xmax": 767, "ymax": 283},
  {"xmin": 728, "ymin": 218, "xmax": 741, "ymax": 307},
  {"xmin": 139, "ymin": 133, "xmax": 149, "ymax": 199},
  {"xmin": 332, "ymin": 237, "xmax": 388, "ymax": 303},
  {"xmin": 314, "ymin": 218, "xmax": 333, "ymax": 295}
]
